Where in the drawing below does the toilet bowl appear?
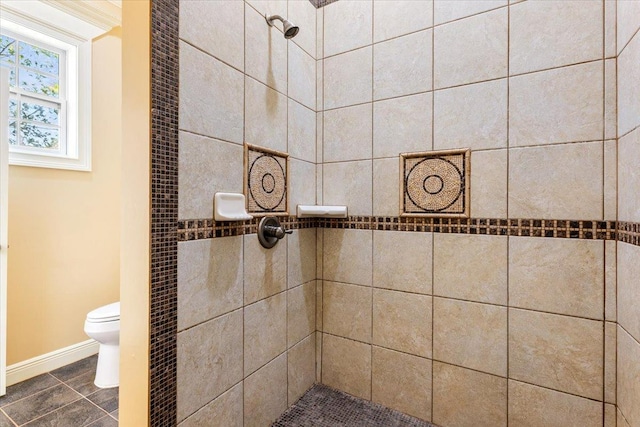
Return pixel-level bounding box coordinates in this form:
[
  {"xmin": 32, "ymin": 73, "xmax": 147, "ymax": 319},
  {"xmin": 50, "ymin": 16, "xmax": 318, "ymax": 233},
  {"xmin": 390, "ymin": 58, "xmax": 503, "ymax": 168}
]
[{"xmin": 84, "ymin": 302, "xmax": 120, "ymax": 388}]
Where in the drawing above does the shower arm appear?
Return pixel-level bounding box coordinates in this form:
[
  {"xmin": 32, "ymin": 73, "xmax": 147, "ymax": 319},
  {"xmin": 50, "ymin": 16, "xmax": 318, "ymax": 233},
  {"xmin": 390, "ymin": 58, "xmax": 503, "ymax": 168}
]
[{"xmin": 265, "ymin": 14, "xmax": 284, "ymax": 27}]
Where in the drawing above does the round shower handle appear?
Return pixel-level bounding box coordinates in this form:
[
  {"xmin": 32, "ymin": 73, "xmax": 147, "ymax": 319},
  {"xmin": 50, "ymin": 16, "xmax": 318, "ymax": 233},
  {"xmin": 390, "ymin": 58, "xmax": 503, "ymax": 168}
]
[{"xmin": 258, "ymin": 216, "xmax": 292, "ymax": 248}]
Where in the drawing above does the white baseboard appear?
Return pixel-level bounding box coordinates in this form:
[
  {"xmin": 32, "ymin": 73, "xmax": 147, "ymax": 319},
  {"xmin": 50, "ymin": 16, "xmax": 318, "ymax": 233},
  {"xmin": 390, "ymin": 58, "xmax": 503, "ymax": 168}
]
[{"xmin": 7, "ymin": 339, "xmax": 99, "ymax": 386}]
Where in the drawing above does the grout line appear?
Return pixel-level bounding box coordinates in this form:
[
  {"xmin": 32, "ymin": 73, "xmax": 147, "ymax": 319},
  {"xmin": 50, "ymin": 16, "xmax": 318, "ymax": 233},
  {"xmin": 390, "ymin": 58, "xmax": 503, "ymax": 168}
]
[
  {"xmin": 0, "ymin": 381, "xmax": 64, "ymax": 411},
  {"xmin": 321, "ymin": 330, "xmax": 609, "ymax": 405},
  {"xmin": 617, "ymin": 22, "xmax": 640, "ymax": 58},
  {"xmin": 0, "ymin": 408, "xmax": 18, "ymax": 427},
  {"xmin": 369, "ymin": 2, "xmax": 374, "ymax": 403},
  {"xmin": 601, "ymin": 3, "xmax": 606, "ymax": 414},
  {"xmin": 242, "ymin": 5, "xmax": 247, "ymax": 420},
  {"xmin": 430, "ymin": 0, "xmax": 435, "ymax": 419},
  {"xmin": 506, "ymin": 2, "xmax": 511, "ymax": 420}
]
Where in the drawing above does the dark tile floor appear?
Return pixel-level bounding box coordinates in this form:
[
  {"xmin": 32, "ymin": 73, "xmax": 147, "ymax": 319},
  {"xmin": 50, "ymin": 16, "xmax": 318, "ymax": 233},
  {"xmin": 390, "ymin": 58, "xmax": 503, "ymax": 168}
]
[
  {"xmin": 273, "ymin": 384, "xmax": 437, "ymax": 427},
  {"xmin": 0, "ymin": 355, "xmax": 118, "ymax": 426}
]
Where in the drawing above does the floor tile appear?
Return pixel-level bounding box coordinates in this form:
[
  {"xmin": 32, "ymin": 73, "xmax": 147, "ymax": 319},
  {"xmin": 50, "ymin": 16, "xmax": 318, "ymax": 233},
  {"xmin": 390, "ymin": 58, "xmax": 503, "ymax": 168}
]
[
  {"xmin": 65, "ymin": 372, "xmax": 100, "ymax": 397},
  {"xmin": 2, "ymin": 384, "xmax": 80, "ymax": 426},
  {"xmin": 109, "ymin": 409, "xmax": 118, "ymax": 420},
  {"xmin": 22, "ymin": 399, "xmax": 105, "ymax": 427},
  {"xmin": 86, "ymin": 415, "xmax": 118, "ymax": 427},
  {"xmin": 50, "ymin": 356, "xmax": 97, "ymax": 382},
  {"xmin": 0, "ymin": 375, "xmax": 60, "ymax": 408},
  {"xmin": 87, "ymin": 389, "xmax": 118, "ymax": 413},
  {"xmin": 0, "ymin": 411, "xmax": 14, "ymax": 427}
]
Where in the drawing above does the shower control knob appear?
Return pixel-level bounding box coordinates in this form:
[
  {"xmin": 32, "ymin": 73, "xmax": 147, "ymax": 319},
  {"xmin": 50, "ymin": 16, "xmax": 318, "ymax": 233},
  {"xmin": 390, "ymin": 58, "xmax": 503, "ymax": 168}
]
[{"xmin": 258, "ymin": 216, "xmax": 292, "ymax": 248}]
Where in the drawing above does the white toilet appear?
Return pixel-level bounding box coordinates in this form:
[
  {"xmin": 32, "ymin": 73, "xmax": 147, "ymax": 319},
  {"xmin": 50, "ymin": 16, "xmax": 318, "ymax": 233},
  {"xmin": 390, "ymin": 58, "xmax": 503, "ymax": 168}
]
[{"xmin": 84, "ymin": 302, "xmax": 120, "ymax": 388}]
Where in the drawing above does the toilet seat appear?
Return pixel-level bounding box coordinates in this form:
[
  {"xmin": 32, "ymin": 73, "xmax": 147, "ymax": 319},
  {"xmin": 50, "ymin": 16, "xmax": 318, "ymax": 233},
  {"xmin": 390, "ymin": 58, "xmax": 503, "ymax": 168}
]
[{"xmin": 86, "ymin": 302, "xmax": 120, "ymax": 323}]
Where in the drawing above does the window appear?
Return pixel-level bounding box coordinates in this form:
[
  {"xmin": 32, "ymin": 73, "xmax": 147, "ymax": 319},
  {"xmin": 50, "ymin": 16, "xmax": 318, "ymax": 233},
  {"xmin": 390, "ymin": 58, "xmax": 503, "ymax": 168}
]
[
  {"xmin": 1, "ymin": 32, "xmax": 65, "ymax": 155},
  {"xmin": 0, "ymin": 7, "xmax": 93, "ymax": 171}
]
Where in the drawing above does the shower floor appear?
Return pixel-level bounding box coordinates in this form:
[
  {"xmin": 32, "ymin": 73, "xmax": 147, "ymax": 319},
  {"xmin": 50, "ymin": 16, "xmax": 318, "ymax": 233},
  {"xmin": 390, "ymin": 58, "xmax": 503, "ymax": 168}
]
[{"xmin": 273, "ymin": 384, "xmax": 436, "ymax": 427}]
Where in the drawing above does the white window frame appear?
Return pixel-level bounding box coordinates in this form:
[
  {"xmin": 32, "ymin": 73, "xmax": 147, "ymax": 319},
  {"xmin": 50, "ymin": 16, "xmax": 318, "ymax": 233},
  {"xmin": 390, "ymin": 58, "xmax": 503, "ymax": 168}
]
[{"xmin": 0, "ymin": 7, "xmax": 92, "ymax": 171}]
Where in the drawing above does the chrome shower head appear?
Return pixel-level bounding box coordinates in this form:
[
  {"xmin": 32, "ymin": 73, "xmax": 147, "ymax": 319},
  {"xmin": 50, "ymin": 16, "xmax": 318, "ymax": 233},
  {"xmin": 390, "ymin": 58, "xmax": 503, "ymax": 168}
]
[{"xmin": 265, "ymin": 14, "xmax": 300, "ymax": 39}]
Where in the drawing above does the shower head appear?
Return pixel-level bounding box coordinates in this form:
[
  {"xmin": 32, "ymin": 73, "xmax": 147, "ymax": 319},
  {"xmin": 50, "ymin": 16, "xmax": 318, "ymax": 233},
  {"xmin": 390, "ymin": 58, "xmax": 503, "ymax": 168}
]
[{"xmin": 265, "ymin": 14, "xmax": 300, "ymax": 39}]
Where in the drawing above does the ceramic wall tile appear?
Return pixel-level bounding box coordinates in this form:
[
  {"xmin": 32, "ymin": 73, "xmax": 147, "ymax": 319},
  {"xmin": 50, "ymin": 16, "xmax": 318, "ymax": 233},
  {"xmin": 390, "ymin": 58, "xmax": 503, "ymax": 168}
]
[
  {"xmin": 617, "ymin": 326, "xmax": 640, "ymax": 427},
  {"xmin": 289, "ymin": 42, "xmax": 316, "ymax": 110},
  {"xmin": 180, "ymin": 0, "xmax": 244, "ymax": 70},
  {"xmin": 243, "ymin": 234, "xmax": 287, "ymax": 305},
  {"xmin": 373, "ymin": 93, "xmax": 432, "ymax": 158},
  {"xmin": 245, "ymin": 77, "xmax": 288, "ymax": 153},
  {"xmin": 324, "ymin": 103, "xmax": 373, "ymax": 162},
  {"xmin": 178, "ymin": 383, "xmax": 243, "ymax": 427},
  {"xmin": 618, "ymin": 128, "xmax": 640, "ymax": 223},
  {"xmin": 469, "ymin": 149, "xmax": 508, "ymax": 218},
  {"xmin": 373, "ymin": 289, "xmax": 432, "ymax": 358},
  {"xmin": 177, "ymin": 310, "xmax": 243, "ymax": 422},
  {"xmin": 323, "ymin": 160, "xmax": 373, "ymax": 215},
  {"xmin": 433, "ymin": 362, "xmax": 507, "ymax": 427},
  {"xmin": 323, "ymin": 229, "xmax": 373, "ymax": 286},
  {"xmin": 508, "ymin": 142, "xmax": 603, "ymax": 220},
  {"xmin": 323, "ymin": 0, "xmax": 372, "ymax": 57},
  {"xmin": 434, "ymin": 234, "xmax": 508, "ymax": 305},
  {"xmin": 372, "ymin": 346, "xmax": 432, "ymax": 421},
  {"xmin": 434, "ymin": 0, "xmax": 506, "ymax": 25},
  {"xmin": 178, "ymin": 132, "xmax": 244, "ymax": 220},
  {"xmin": 374, "ymin": 30, "xmax": 432, "ymax": 100},
  {"xmin": 433, "ymin": 298, "xmax": 507, "ymax": 376},
  {"xmin": 509, "ymin": 0, "xmax": 602, "ymax": 75},
  {"xmin": 324, "ymin": 47, "xmax": 373, "ymax": 109},
  {"xmin": 179, "ymin": 42, "xmax": 244, "ymax": 143},
  {"xmin": 434, "ymin": 8, "xmax": 508, "ymax": 89},
  {"xmin": 244, "ymin": 353, "xmax": 288, "ymax": 427},
  {"xmin": 177, "ymin": 237, "xmax": 243, "ymax": 331},
  {"xmin": 287, "ymin": 335, "xmax": 316, "ymax": 405},
  {"xmin": 434, "ymin": 79, "xmax": 507, "ymax": 150},
  {"xmin": 244, "ymin": 293, "xmax": 287, "ymax": 376},
  {"xmin": 287, "ymin": 281, "xmax": 316, "ymax": 347},
  {"xmin": 323, "ymin": 281, "xmax": 372, "ymax": 343},
  {"xmin": 509, "ymin": 62, "xmax": 603, "ymax": 147},
  {"xmin": 508, "ymin": 380, "xmax": 602, "ymax": 427},
  {"xmin": 245, "ymin": 5, "xmax": 288, "ymax": 93},
  {"xmin": 373, "ymin": 231, "xmax": 432, "ymax": 294},
  {"xmin": 288, "ymin": 99, "xmax": 316, "ymax": 163},
  {"xmin": 373, "ymin": 0, "xmax": 433, "ymax": 43},
  {"xmin": 321, "ymin": 334, "xmax": 372, "ymax": 400},
  {"xmin": 509, "ymin": 309, "xmax": 603, "ymax": 400},
  {"xmin": 509, "ymin": 237, "xmax": 604, "ymax": 319},
  {"xmin": 372, "ymin": 158, "xmax": 400, "ymax": 216},
  {"xmin": 618, "ymin": 242, "xmax": 640, "ymax": 342}
]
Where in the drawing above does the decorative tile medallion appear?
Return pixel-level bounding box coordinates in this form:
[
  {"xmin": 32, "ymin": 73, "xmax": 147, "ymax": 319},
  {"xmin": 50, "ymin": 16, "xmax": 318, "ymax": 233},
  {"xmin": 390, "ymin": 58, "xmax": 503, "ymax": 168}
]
[
  {"xmin": 245, "ymin": 144, "xmax": 289, "ymax": 216},
  {"xmin": 401, "ymin": 149, "xmax": 470, "ymax": 217}
]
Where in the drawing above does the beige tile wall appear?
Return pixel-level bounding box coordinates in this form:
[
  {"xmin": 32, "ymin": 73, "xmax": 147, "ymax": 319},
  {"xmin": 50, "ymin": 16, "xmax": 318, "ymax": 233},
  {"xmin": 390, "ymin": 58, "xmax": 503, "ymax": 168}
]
[
  {"xmin": 177, "ymin": 1, "xmax": 318, "ymax": 425},
  {"xmin": 617, "ymin": 3, "xmax": 640, "ymax": 427},
  {"xmin": 176, "ymin": 0, "xmax": 639, "ymax": 426},
  {"xmin": 317, "ymin": 1, "xmax": 619, "ymax": 425}
]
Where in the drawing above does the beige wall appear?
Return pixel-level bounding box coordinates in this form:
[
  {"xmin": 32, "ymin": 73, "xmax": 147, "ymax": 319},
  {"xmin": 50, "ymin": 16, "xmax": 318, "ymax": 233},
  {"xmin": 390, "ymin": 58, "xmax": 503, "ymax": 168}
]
[
  {"xmin": 176, "ymin": 1, "xmax": 318, "ymax": 425},
  {"xmin": 616, "ymin": 1, "xmax": 640, "ymax": 426},
  {"xmin": 318, "ymin": 1, "xmax": 617, "ymax": 426},
  {"xmin": 6, "ymin": 27, "xmax": 122, "ymax": 365},
  {"xmin": 119, "ymin": 0, "xmax": 150, "ymax": 425}
]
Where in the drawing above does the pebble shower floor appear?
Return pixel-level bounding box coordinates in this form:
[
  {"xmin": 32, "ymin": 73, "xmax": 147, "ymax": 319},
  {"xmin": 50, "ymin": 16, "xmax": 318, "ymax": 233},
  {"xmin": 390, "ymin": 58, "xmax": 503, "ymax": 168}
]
[{"xmin": 273, "ymin": 384, "xmax": 436, "ymax": 427}]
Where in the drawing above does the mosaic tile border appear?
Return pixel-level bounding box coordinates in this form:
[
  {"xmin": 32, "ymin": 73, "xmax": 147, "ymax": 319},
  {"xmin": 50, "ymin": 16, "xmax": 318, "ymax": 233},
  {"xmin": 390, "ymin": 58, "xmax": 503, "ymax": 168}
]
[
  {"xmin": 178, "ymin": 216, "xmax": 621, "ymax": 242},
  {"xmin": 150, "ymin": 0, "xmax": 179, "ymax": 425},
  {"xmin": 618, "ymin": 221, "xmax": 640, "ymax": 246},
  {"xmin": 177, "ymin": 217, "xmax": 316, "ymax": 241}
]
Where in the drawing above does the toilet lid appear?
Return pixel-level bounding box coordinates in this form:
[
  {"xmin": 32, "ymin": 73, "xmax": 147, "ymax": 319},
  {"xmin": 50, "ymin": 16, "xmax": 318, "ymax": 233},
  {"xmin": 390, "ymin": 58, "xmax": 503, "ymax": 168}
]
[{"xmin": 87, "ymin": 302, "xmax": 120, "ymax": 323}]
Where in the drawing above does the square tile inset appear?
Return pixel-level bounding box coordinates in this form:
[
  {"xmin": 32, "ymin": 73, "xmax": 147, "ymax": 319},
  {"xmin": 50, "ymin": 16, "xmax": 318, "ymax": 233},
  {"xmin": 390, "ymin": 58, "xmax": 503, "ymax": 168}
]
[
  {"xmin": 245, "ymin": 144, "xmax": 289, "ymax": 215},
  {"xmin": 401, "ymin": 149, "xmax": 470, "ymax": 217}
]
